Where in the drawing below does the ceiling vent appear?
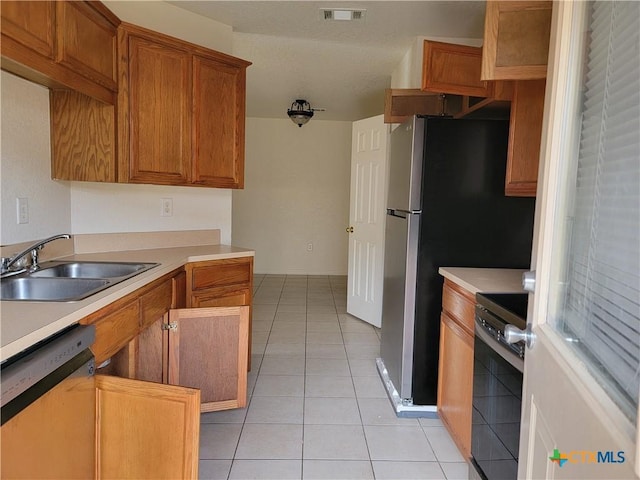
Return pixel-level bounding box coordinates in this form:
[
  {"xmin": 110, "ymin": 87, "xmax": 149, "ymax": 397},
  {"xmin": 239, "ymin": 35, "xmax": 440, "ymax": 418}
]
[{"xmin": 321, "ymin": 9, "xmax": 366, "ymax": 21}]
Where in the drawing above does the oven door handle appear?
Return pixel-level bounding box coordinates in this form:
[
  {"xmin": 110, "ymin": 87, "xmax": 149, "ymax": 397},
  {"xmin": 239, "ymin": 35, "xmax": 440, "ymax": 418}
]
[{"xmin": 475, "ymin": 317, "xmax": 525, "ymax": 373}]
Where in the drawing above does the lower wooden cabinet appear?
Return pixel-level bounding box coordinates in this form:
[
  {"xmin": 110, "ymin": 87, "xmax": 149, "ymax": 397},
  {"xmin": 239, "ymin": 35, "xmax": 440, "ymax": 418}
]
[
  {"xmin": 0, "ymin": 374, "xmax": 200, "ymax": 479},
  {"xmin": 438, "ymin": 312, "xmax": 474, "ymax": 459},
  {"xmin": 186, "ymin": 257, "xmax": 254, "ymax": 369},
  {"xmin": 136, "ymin": 306, "xmax": 250, "ymax": 412},
  {"xmin": 82, "ymin": 264, "xmax": 251, "ymax": 413},
  {"xmin": 437, "ymin": 280, "xmax": 476, "ymax": 459},
  {"xmin": 167, "ymin": 306, "xmax": 249, "ymax": 412}
]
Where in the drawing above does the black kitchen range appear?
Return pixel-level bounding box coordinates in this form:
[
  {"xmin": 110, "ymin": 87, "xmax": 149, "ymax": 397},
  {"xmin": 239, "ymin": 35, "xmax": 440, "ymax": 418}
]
[{"xmin": 471, "ymin": 292, "xmax": 528, "ymax": 480}]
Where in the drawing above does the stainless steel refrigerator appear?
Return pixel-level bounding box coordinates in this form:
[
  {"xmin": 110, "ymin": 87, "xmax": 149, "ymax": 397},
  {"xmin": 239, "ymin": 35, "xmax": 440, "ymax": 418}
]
[{"xmin": 376, "ymin": 115, "xmax": 535, "ymax": 416}]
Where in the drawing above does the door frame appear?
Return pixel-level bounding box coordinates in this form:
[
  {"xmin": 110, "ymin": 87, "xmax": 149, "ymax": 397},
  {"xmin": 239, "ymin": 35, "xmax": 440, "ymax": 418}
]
[{"xmin": 520, "ymin": 1, "xmax": 639, "ymax": 477}]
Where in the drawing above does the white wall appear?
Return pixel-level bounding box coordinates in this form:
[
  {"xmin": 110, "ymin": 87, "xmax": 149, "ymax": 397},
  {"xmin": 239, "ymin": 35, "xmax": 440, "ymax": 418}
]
[
  {"xmin": 0, "ymin": 71, "xmax": 72, "ymax": 244},
  {"xmin": 233, "ymin": 118, "xmax": 352, "ymax": 275},
  {"xmin": 103, "ymin": 1, "xmax": 232, "ymax": 54}
]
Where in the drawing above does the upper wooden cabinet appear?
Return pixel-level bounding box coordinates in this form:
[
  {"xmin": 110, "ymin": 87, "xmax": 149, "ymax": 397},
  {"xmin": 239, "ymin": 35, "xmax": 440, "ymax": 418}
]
[
  {"xmin": 481, "ymin": 1, "xmax": 552, "ymax": 80},
  {"xmin": 1, "ymin": 0, "xmax": 118, "ymax": 104},
  {"xmin": 422, "ymin": 40, "xmax": 492, "ymax": 97},
  {"xmin": 505, "ymin": 79, "xmax": 545, "ymax": 196},
  {"xmin": 0, "ymin": 1, "xmax": 55, "ymax": 59},
  {"xmin": 55, "ymin": 1, "xmax": 118, "ymax": 91},
  {"xmin": 117, "ymin": 23, "xmax": 251, "ymax": 188}
]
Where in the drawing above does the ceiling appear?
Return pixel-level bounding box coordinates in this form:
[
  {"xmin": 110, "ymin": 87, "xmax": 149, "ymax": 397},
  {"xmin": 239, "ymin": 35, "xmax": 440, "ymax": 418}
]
[{"xmin": 169, "ymin": 1, "xmax": 486, "ymax": 122}]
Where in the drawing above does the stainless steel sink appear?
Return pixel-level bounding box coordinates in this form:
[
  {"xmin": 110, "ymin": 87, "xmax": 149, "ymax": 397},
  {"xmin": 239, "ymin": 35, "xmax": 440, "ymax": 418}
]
[
  {"xmin": 1, "ymin": 261, "xmax": 159, "ymax": 302},
  {"xmin": 1, "ymin": 277, "xmax": 111, "ymax": 302},
  {"xmin": 30, "ymin": 261, "xmax": 158, "ymax": 280}
]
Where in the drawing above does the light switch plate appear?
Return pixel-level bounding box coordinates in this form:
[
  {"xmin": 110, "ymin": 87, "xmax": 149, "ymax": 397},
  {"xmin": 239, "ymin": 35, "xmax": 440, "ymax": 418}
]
[{"xmin": 16, "ymin": 197, "xmax": 29, "ymax": 224}]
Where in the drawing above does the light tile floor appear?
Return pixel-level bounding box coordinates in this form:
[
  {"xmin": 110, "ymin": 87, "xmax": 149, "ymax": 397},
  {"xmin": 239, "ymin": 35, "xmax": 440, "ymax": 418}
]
[{"xmin": 199, "ymin": 274, "xmax": 469, "ymax": 480}]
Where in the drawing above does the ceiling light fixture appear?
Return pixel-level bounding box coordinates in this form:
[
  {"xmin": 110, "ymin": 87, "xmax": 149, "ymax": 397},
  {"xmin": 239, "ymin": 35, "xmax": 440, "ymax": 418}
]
[{"xmin": 287, "ymin": 99, "xmax": 315, "ymax": 127}]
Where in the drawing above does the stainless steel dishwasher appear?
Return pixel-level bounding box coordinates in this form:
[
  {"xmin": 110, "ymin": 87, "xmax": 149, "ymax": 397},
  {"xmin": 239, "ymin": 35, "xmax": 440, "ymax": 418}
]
[{"xmin": 1, "ymin": 324, "xmax": 96, "ymax": 478}]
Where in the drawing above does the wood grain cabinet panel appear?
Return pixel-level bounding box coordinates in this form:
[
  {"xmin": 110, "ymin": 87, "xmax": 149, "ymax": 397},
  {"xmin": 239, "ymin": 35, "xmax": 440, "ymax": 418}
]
[
  {"xmin": 505, "ymin": 79, "xmax": 546, "ymax": 196},
  {"xmin": 193, "ymin": 55, "xmax": 246, "ymax": 188},
  {"xmin": 117, "ymin": 23, "xmax": 251, "ymax": 188},
  {"xmin": 1, "ymin": 374, "xmax": 200, "ymax": 479},
  {"xmin": 481, "ymin": 0, "xmax": 552, "ymax": 80},
  {"xmin": 50, "ymin": 90, "xmax": 116, "ymax": 182},
  {"xmin": 88, "ymin": 300, "xmax": 140, "ymax": 364},
  {"xmin": 422, "ymin": 40, "xmax": 492, "ymax": 97},
  {"xmin": 0, "ymin": 0, "xmax": 55, "ymax": 59},
  {"xmin": 437, "ymin": 279, "xmax": 477, "ymax": 459},
  {"xmin": 139, "ymin": 276, "xmax": 173, "ymax": 329},
  {"xmin": 167, "ymin": 306, "xmax": 249, "ymax": 412},
  {"xmin": 1, "ymin": 0, "xmax": 118, "ymax": 104},
  {"xmin": 438, "ymin": 312, "xmax": 474, "ymax": 460},
  {"xmin": 124, "ymin": 33, "xmax": 191, "ymax": 185},
  {"xmin": 55, "ymin": 1, "xmax": 117, "ymax": 90},
  {"xmin": 96, "ymin": 375, "xmax": 200, "ymax": 479},
  {"xmin": 186, "ymin": 257, "xmax": 253, "ymax": 369}
]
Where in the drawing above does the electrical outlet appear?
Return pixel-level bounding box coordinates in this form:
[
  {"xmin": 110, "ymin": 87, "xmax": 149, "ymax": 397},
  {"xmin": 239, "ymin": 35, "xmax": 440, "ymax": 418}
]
[
  {"xmin": 16, "ymin": 197, "xmax": 29, "ymax": 224},
  {"xmin": 161, "ymin": 198, "xmax": 173, "ymax": 217},
  {"xmin": 307, "ymin": 242, "xmax": 313, "ymax": 252}
]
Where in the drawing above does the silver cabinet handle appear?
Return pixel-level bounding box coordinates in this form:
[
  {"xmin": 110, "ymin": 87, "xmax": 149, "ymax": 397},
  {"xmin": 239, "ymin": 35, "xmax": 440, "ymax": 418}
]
[{"xmin": 504, "ymin": 324, "xmax": 536, "ymax": 349}]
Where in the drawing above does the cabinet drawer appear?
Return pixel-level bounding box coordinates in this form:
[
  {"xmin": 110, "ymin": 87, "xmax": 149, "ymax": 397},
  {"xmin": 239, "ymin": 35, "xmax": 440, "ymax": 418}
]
[
  {"xmin": 441, "ymin": 280, "xmax": 476, "ymax": 335},
  {"xmin": 192, "ymin": 287, "xmax": 251, "ymax": 308},
  {"xmin": 139, "ymin": 277, "xmax": 173, "ymax": 329},
  {"xmin": 88, "ymin": 301, "xmax": 140, "ymax": 364},
  {"xmin": 190, "ymin": 258, "xmax": 252, "ymax": 290}
]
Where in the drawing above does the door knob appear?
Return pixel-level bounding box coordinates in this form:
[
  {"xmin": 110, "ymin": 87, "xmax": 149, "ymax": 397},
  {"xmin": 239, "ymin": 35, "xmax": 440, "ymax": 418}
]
[
  {"xmin": 346, "ymin": 226, "xmax": 354, "ymax": 233},
  {"xmin": 522, "ymin": 271, "xmax": 536, "ymax": 293},
  {"xmin": 504, "ymin": 324, "xmax": 536, "ymax": 349}
]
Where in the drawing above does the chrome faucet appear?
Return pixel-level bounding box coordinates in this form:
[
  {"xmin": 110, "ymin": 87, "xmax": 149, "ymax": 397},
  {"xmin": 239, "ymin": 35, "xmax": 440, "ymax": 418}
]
[{"xmin": 1, "ymin": 234, "xmax": 72, "ymax": 276}]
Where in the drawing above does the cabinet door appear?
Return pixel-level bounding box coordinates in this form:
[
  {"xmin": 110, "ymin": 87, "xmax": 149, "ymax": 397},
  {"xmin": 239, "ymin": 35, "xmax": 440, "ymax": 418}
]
[
  {"xmin": 481, "ymin": 1, "xmax": 552, "ymax": 80},
  {"xmin": 192, "ymin": 55, "xmax": 246, "ymax": 188},
  {"xmin": 422, "ymin": 40, "xmax": 492, "ymax": 97},
  {"xmin": 125, "ymin": 34, "xmax": 191, "ymax": 185},
  {"xmin": 1, "ymin": 366, "xmax": 95, "ymax": 479},
  {"xmin": 55, "ymin": 1, "xmax": 117, "ymax": 90},
  {"xmin": 0, "ymin": 1, "xmax": 55, "ymax": 59},
  {"xmin": 167, "ymin": 306, "xmax": 249, "ymax": 412},
  {"xmin": 437, "ymin": 313, "xmax": 474, "ymax": 459},
  {"xmin": 505, "ymin": 79, "xmax": 546, "ymax": 196},
  {"xmin": 95, "ymin": 375, "xmax": 200, "ymax": 479}
]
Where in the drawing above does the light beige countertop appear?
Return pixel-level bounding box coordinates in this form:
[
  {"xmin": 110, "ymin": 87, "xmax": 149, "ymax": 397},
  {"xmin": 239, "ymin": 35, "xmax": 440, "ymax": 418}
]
[
  {"xmin": 438, "ymin": 267, "xmax": 527, "ymax": 295},
  {"xmin": 1, "ymin": 243, "xmax": 254, "ymax": 362}
]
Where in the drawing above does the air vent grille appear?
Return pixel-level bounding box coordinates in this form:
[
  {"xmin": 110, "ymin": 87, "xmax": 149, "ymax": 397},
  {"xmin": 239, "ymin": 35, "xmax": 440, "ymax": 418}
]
[{"xmin": 320, "ymin": 9, "xmax": 366, "ymax": 21}]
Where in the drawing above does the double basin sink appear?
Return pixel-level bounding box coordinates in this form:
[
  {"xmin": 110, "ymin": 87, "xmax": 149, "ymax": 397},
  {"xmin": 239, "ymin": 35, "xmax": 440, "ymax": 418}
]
[{"xmin": 0, "ymin": 261, "xmax": 159, "ymax": 302}]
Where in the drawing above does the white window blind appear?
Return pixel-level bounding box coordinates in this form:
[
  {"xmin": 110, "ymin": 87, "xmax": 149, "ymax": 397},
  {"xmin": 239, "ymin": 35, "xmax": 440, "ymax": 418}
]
[{"xmin": 556, "ymin": 0, "xmax": 640, "ymax": 424}]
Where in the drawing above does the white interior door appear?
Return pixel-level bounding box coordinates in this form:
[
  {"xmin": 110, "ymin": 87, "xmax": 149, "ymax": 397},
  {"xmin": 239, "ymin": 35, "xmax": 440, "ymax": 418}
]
[
  {"xmin": 520, "ymin": 2, "xmax": 639, "ymax": 479},
  {"xmin": 346, "ymin": 114, "xmax": 389, "ymax": 328}
]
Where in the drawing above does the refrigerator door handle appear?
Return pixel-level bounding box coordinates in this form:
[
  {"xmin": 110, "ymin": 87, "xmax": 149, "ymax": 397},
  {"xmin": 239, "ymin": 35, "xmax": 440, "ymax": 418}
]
[{"xmin": 387, "ymin": 208, "xmax": 422, "ymax": 218}]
